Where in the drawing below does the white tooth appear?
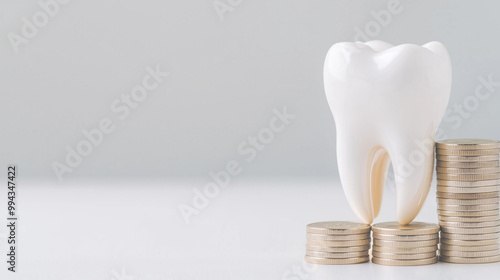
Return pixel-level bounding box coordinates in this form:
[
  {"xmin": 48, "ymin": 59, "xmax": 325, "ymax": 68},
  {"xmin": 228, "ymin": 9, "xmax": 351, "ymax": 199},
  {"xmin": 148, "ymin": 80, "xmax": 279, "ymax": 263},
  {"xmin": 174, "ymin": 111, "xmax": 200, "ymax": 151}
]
[{"xmin": 324, "ymin": 40, "xmax": 452, "ymax": 225}]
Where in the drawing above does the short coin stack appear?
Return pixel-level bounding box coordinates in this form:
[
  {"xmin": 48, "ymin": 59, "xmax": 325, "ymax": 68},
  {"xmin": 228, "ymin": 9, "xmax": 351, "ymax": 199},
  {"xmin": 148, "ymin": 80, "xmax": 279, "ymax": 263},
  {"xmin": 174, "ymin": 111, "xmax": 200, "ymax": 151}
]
[
  {"xmin": 305, "ymin": 221, "xmax": 371, "ymax": 264},
  {"xmin": 371, "ymin": 222, "xmax": 439, "ymax": 266},
  {"xmin": 436, "ymin": 139, "xmax": 500, "ymax": 264}
]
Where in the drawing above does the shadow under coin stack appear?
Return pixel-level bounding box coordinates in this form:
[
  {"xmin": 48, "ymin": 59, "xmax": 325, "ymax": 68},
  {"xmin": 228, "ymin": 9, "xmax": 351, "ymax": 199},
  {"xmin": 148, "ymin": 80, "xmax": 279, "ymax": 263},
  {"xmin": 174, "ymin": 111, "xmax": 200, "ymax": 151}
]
[
  {"xmin": 371, "ymin": 222, "xmax": 439, "ymax": 266},
  {"xmin": 305, "ymin": 222, "xmax": 371, "ymax": 264},
  {"xmin": 436, "ymin": 139, "xmax": 500, "ymax": 264}
]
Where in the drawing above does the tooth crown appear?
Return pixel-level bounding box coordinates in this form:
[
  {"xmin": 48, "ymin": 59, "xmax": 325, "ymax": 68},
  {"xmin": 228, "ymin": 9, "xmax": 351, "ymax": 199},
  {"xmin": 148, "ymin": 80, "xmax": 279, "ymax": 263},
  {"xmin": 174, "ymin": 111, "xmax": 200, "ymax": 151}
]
[
  {"xmin": 325, "ymin": 41, "xmax": 451, "ymax": 131},
  {"xmin": 324, "ymin": 41, "xmax": 452, "ymax": 225}
]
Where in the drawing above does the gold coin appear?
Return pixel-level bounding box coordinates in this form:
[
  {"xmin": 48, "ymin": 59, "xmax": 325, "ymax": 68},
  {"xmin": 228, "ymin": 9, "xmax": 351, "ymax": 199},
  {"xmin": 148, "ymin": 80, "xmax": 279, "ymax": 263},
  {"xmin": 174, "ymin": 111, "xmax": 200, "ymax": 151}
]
[
  {"xmin": 373, "ymin": 239, "xmax": 438, "ymax": 248},
  {"xmin": 306, "ymin": 232, "xmax": 370, "ymax": 241},
  {"xmin": 437, "ymin": 185, "xmax": 500, "ymax": 193},
  {"xmin": 437, "ymin": 209, "xmax": 499, "ymax": 217},
  {"xmin": 372, "ymin": 221, "xmax": 440, "ymax": 235},
  {"xmin": 437, "ymin": 160, "xmax": 499, "ymax": 168},
  {"xmin": 436, "ymin": 191, "xmax": 500, "ymax": 199},
  {"xmin": 436, "ymin": 154, "xmax": 499, "ymax": 162},
  {"xmin": 437, "ymin": 179, "xmax": 500, "ymax": 187},
  {"xmin": 439, "ymin": 220, "xmax": 500, "ymax": 228},
  {"xmin": 437, "ymin": 173, "xmax": 500, "ymax": 181},
  {"xmin": 439, "ymin": 244, "xmax": 499, "ymax": 252},
  {"xmin": 372, "ymin": 245, "xmax": 437, "ymax": 254},
  {"xmin": 436, "ymin": 149, "xmax": 500, "ymax": 156},
  {"xmin": 306, "ymin": 238, "xmax": 371, "ymax": 247},
  {"xmin": 437, "ymin": 197, "xmax": 500, "ymax": 205},
  {"xmin": 437, "ymin": 167, "xmax": 500, "ymax": 174},
  {"xmin": 372, "ymin": 251, "xmax": 436, "ymax": 260},
  {"xmin": 304, "ymin": 255, "xmax": 369, "ymax": 265},
  {"xmin": 440, "ymin": 225, "xmax": 500, "ymax": 234},
  {"xmin": 440, "ymin": 238, "xmax": 499, "ymax": 246},
  {"xmin": 373, "ymin": 233, "xmax": 438, "ymax": 241},
  {"xmin": 439, "ymin": 255, "xmax": 500, "ymax": 264},
  {"xmin": 438, "ymin": 215, "xmax": 500, "ymax": 222},
  {"xmin": 437, "ymin": 203, "xmax": 499, "ymax": 211},
  {"xmin": 439, "ymin": 249, "xmax": 500, "ymax": 258},
  {"xmin": 372, "ymin": 256, "xmax": 438, "ymax": 266},
  {"xmin": 305, "ymin": 250, "xmax": 368, "ymax": 258},
  {"xmin": 306, "ymin": 221, "xmax": 371, "ymax": 235},
  {"xmin": 305, "ymin": 244, "xmax": 371, "ymax": 253},
  {"xmin": 441, "ymin": 232, "xmax": 500, "ymax": 240},
  {"xmin": 436, "ymin": 139, "xmax": 500, "ymax": 150}
]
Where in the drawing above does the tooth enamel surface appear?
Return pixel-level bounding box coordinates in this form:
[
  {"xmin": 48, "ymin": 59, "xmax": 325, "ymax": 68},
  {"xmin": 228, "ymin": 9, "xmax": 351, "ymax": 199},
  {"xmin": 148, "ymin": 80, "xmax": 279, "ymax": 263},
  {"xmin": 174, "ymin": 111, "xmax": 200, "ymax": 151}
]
[{"xmin": 324, "ymin": 41, "xmax": 452, "ymax": 225}]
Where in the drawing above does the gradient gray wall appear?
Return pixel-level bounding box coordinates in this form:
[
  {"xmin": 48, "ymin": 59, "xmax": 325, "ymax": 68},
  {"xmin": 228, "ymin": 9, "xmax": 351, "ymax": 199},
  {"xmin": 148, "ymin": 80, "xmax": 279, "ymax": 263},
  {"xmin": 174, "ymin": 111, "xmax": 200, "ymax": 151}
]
[{"xmin": 1, "ymin": 0, "xmax": 500, "ymax": 183}]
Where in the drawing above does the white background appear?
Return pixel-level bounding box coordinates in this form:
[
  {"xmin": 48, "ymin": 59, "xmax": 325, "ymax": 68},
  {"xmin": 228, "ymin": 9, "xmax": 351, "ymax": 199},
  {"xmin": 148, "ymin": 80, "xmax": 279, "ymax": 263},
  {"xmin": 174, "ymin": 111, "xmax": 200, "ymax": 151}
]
[{"xmin": 1, "ymin": 0, "xmax": 500, "ymax": 279}]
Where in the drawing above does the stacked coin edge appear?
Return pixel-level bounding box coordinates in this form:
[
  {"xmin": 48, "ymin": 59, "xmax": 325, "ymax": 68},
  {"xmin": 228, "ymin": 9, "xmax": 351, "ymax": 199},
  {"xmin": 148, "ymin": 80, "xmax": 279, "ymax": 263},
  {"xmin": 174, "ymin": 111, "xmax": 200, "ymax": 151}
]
[
  {"xmin": 305, "ymin": 221, "xmax": 371, "ymax": 264},
  {"xmin": 371, "ymin": 222, "xmax": 439, "ymax": 266},
  {"xmin": 436, "ymin": 139, "xmax": 500, "ymax": 264}
]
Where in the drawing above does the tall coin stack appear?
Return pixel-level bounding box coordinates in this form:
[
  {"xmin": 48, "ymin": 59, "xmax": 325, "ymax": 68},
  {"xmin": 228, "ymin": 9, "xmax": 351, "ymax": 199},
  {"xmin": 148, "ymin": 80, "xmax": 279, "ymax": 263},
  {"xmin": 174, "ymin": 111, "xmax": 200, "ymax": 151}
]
[
  {"xmin": 371, "ymin": 222, "xmax": 439, "ymax": 266},
  {"xmin": 436, "ymin": 139, "xmax": 500, "ymax": 264},
  {"xmin": 305, "ymin": 221, "xmax": 371, "ymax": 265}
]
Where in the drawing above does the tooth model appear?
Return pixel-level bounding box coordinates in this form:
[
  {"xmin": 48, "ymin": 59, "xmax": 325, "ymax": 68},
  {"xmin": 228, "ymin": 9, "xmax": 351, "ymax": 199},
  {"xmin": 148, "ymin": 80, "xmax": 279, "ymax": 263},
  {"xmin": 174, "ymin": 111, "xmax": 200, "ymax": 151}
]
[{"xmin": 324, "ymin": 41, "xmax": 452, "ymax": 225}]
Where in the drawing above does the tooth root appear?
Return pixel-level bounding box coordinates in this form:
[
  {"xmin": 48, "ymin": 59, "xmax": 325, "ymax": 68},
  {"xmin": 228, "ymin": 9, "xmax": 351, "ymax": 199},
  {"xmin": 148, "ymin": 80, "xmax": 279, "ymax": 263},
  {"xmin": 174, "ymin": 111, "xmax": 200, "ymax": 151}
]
[
  {"xmin": 389, "ymin": 137, "xmax": 435, "ymax": 225},
  {"xmin": 337, "ymin": 146, "xmax": 373, "ymax": 224},
  {"xmin": 337, "ymin": 134, "xmax": 387, "ymax": 224},
  {"xmin": 370, "ymin": 148, "xmax": 391, "ymax": 218}
]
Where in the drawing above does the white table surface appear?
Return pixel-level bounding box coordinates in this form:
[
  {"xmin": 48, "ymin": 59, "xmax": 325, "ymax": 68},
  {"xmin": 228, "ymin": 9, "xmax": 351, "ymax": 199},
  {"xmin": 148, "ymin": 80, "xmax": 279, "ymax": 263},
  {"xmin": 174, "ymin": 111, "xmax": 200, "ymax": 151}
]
[{"xmin": 1, "ymin": 178, "xmax": 499, "ymax": 280}]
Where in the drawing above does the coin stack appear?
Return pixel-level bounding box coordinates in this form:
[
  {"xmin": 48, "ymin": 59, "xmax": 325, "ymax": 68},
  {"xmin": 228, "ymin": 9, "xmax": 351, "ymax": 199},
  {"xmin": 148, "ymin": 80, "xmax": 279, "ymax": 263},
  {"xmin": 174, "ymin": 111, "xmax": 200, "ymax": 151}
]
[
  {"xmin": 436, "ymin": 139, "xmax": 500, "ymax": 264},
  {"xmin": 305, "ymin": 221, "xmax": 371, "ymax": 265},
  {"xmin": 371, "ymin": 222, "xmax": 439, "ymax": 266}
]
